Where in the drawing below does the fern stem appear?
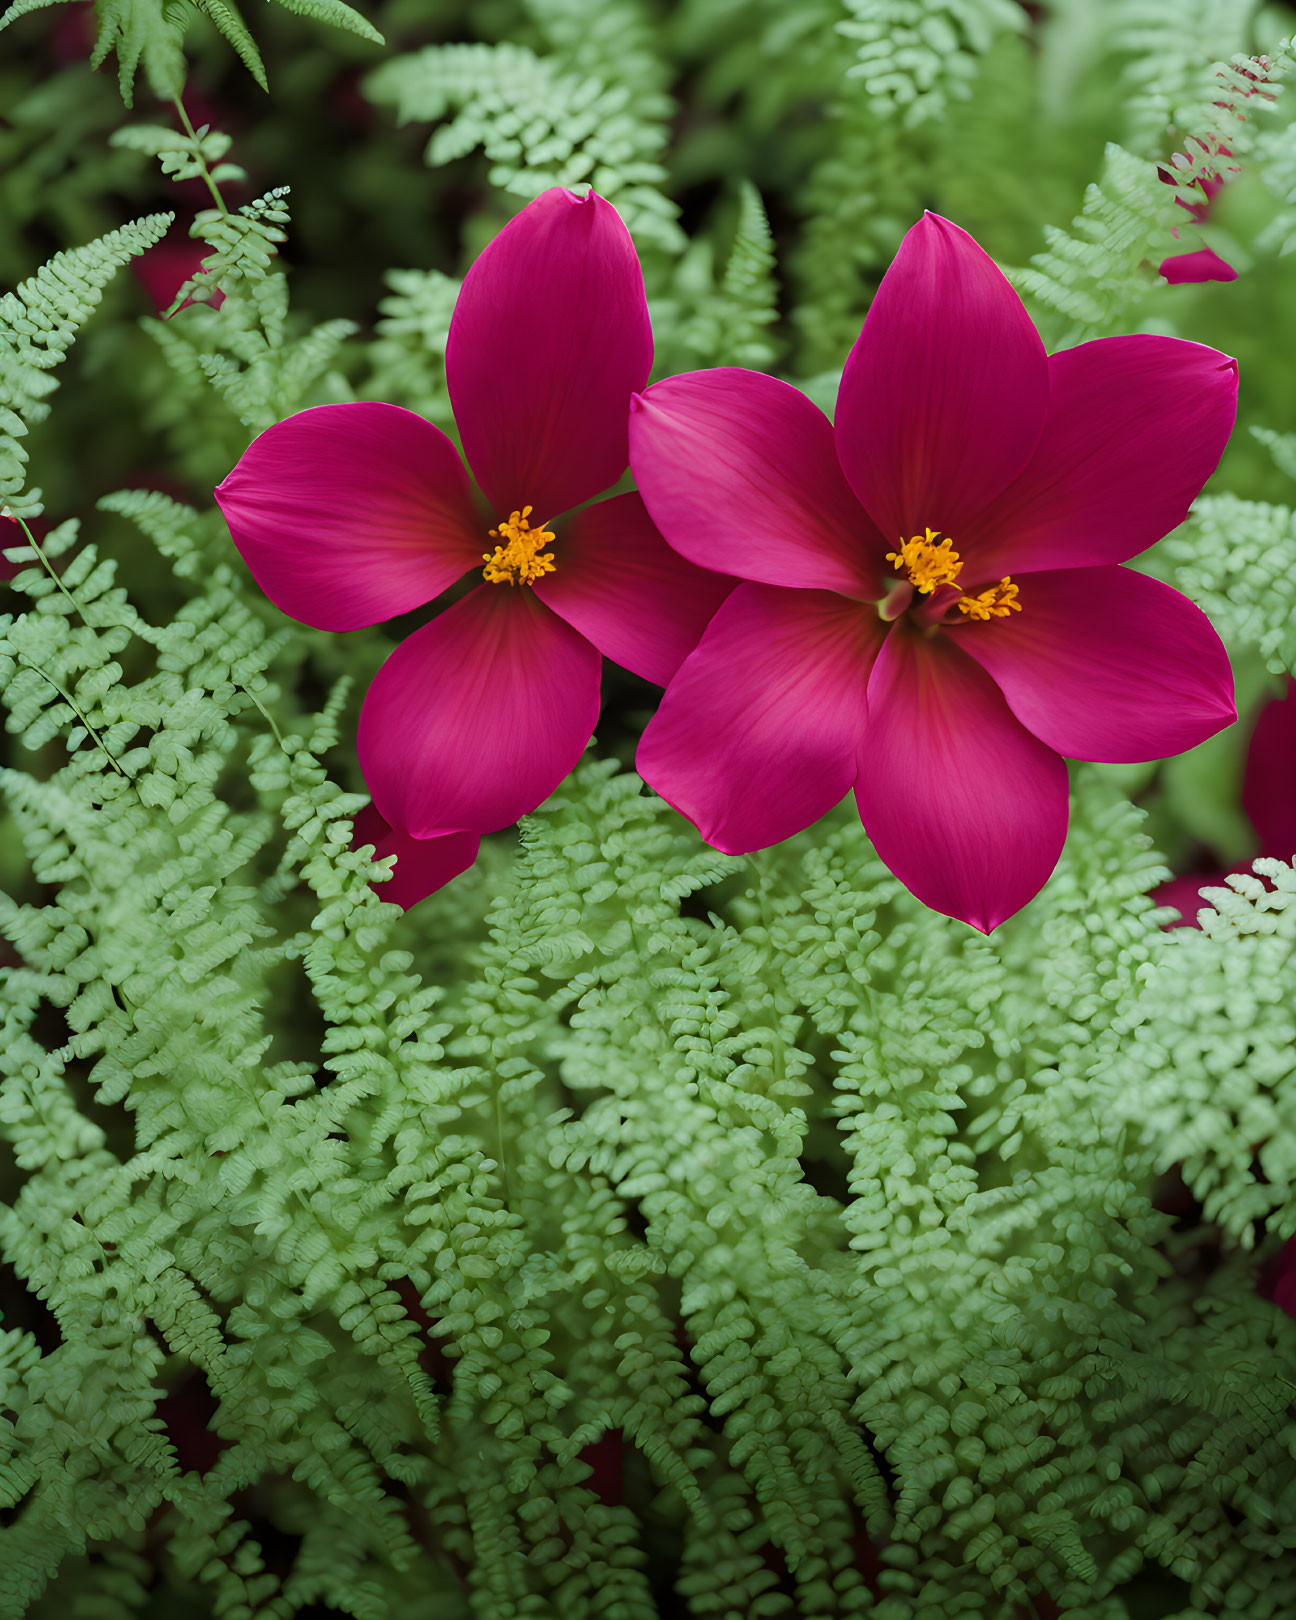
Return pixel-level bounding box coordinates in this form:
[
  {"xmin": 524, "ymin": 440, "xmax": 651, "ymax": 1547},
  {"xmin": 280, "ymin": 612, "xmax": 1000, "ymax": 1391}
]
[
  {"xmin": 17, "ymin": 656, "xmax": 126, "ymax": 778},
  {"xmin": 6, "ymin": 510, "xmax": 94, "ymax": 626},
  {"xmin": 239, "ymin": 682, "xmax": 287, "ymax": 749},
  {"xmin": 173, "ymin": 98, "xmax": 232, "ymax": 219}
]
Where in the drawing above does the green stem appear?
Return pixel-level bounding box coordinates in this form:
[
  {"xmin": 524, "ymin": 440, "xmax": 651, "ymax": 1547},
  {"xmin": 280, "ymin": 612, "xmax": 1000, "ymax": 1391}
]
[
  {"xmin": 240, "ymin": 682, "xmax": 286, "ymax": 749},
  {"xmin": 6, "ymin": 510, "xmax": 86, "ymax": 623},
  {"xmin": 172, "ymin": 96, "xmax": 231, "ymax": 219},
  {"xmin": 19, "ymin": 657, "xmax": 126, "ymax": 779}
]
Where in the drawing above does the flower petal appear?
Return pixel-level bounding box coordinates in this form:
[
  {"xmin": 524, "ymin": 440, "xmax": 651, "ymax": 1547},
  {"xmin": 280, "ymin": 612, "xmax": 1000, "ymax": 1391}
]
[
  {"xmin": 1160, "ymin": 247, "xmax": 1237, "ymax": 285},
  {"xmin": 834, "ymin": 213, "xmax": 1048, "ymax": 544},
  {"xmin": 959, "ymin": 335, "xmax": 1238, "ymax": 576},
  {"xmin": 533, "ymin": 492, "xmax": 736, "ymax": 686},
  {"xmin": 1243, "ymin": 677, "xmax": 1296, "ymax": 857},
  {"xmin": 352, "ymin": 804, "xmax": 480, "ymax": 909},
  {"xmin": 955, "ymin": 567, "xmax": 1235, "ymax": 763},
  {"xmin": 446, "ymin": 189, "xmax": 652, "ymax": 521},
  {"xmin": 628, "ymin": 369, "xmax": 882, "ymax": 596},
  {"xmin": 215, "ymin": 403, "xmax": 481, "ymax": 631},
  {"xmin": 855, "ymin": 626, "xmax": 1069, "ymax": 933},
  {"xmin": 358, "ymin": 585, "xmax": 603, "ymax": 838},
  {"xmin": 636, "ymin": 583, "xmax": 883, "ymax": 854}
]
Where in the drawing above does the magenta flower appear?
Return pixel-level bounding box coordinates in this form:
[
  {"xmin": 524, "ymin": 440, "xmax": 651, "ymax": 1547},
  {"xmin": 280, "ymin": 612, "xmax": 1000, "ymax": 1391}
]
[
  {"xmin": 215, "ymin": 189, "xmax": 731, "ymax": 849},
  {"xmin": 628, "ymin": 213, "xmax": 1238, "ymax": 932},
  {"xmin": 1158, "ymin": 677, "xmax": 1296, "ymax": 926}
]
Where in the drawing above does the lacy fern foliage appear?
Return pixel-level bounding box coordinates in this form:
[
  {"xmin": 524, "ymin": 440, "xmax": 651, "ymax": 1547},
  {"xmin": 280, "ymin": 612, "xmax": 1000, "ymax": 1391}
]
[{"xmin": 6, "ymin": 5, "xmax": 1296, "ymax": 1617}]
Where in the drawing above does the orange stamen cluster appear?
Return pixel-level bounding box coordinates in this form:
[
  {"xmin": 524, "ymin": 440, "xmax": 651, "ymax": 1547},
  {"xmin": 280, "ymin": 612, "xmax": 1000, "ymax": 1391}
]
[
  {"xmin": 886, "ymin": 527, "xmax": 962, "ymax": 594},
  {"xmin": 886, "ymin": 526, "xmax": 1021, "ymax": 623},
  {"xmin": 482, "ymin": 505, "xmax": 557, "ymax": 586},
  {"xmin": 956, "ymin": 578, "xmax": 1020, "ymax": 621}
]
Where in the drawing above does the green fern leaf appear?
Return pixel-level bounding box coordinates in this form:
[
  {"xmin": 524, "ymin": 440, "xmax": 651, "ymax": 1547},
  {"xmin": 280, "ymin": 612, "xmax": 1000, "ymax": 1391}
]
[
  {"xmin": 0, "ymin": 213, "xmax": 172, "ymax": 520},
  {"xmin": 364, "ymin": 42, "xmax": 682, "ymax": 251}
]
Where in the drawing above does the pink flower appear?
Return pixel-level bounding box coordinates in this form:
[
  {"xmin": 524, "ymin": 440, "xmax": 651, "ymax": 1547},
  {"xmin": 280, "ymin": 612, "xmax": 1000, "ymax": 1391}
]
[
  {"xmin": 1157, "ymin": 677, "xmax": 1296, "ymax": 926},
  {"xmin": 351, "ymin": 804, "xmax": 479, "ymax": 909},
  {"xmin": 629, "ymin": 213, "xmax": 1238, "ymax": 932},
  {"xmin": 215, "ymin": 189, "xmax": 732, "ymax": 850}
]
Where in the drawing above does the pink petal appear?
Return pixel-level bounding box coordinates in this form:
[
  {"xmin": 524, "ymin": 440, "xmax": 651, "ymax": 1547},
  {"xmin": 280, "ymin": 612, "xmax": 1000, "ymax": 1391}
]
[
  {"xmin": 959, "ymin": 336, "xmax": 1237, "ymax": 576},
  {"xmin": 855, "ymin": 626, "xmax": 1069, "ymax": 933},
  {"xmin": 955, "ymin": 567, "xmax": 1236, "ymax": 763},
  {"xmin": 636, "ymin": 583, "xmax": 883, "ymax": 854},
  {"xmin": 357, "ymin": 585, "xmax": 603, "ymax": 838},
  {"xmin": 533, "ymin": 492, "xmax": 736, "ymax": 686},
  {"xmin": 215, "ymin": 403, "xmax": 482, "ymax": 631},
  {"xmin": 1159, "ymin": 247, "xmax": 1238, "ymax": 284},
  {"xmin": 628, "ymin": 369, "xmax": 882, "ymax": 597},
  {"xmin": 351, "ymin": 804, "xmax": 479, "ymax": 909},
  {"xmin": 1243, "ymin": 677, "xmax": 1296, "ymax": 857},
  {"xmin": 446, "ymin": 189, "xmax": 652, "ymax": 522},
  {"xmin": 834, "ymin": 213, "xmax": 1048, "ymax": 544}
]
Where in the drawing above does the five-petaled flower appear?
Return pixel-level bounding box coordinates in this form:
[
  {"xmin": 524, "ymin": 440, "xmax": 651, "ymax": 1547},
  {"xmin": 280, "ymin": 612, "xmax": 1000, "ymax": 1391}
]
[
  {"xmin": 628, "ymin": 213, "xmax": 1239, "ymax": 932},
  {"xmin": 216, "ymin": 188, "xmax": 732, "ymax": 893}
]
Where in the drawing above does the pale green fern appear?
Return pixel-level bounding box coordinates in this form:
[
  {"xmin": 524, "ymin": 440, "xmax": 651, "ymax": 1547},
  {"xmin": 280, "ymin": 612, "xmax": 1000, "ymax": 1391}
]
[
  {"xmin": 664, "ymin": 182, "xmax": 781, "ymax": 373},
  {"xmin": 837, "ymin": 0, "xmax": 1026, "ymax": 126},
  {"xmin": 0, "ymin": 214, "xmax": 171, "ymax": 522},
  {"xmin": 1111, "ymin": 0, "xmax": 1263, "ymax": 153},
  {"xmin": 363, "ymin": 42, "xmax": 683, "ymax": 253},
  {"xmin": 1151, "ymin": 494, "xmax": 1296, "ymax": 676}
]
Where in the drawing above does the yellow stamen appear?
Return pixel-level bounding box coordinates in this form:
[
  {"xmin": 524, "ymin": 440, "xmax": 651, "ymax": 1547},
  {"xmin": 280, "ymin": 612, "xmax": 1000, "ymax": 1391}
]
[
  {"xmin": 956, "ymin": 577, "xmax": 1021, "ymax": 621},
  {"xmin": 482, "ymin": 505, "xmax": 557, "ymax": 586},
  {"xmin": 886, "ymin": 527, "xmax": 963, "ymax": 594}
]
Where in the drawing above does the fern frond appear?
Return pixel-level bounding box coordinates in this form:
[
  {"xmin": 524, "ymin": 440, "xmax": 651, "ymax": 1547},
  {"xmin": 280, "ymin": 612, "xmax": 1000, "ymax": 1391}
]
[
  {"xmin": 1007, "ymin": 142, "xmax": 1180, "ymax": 343},
  {"xmin": 837, "ymin": 0, "xmax": 1026, "ymax": 126},
  {"xmin": 0, "ymin": 0, "xmax": 381, "ymax": 104},
  {"xmin": 1111, "ymin": 0, "xmax": 1262, "ymax": 153},
  {"xmin": 109, "ymin": 121, "xmax": 249, "ymax": 192},
  {"xmin": 1148, "ymin": 494, "xmax": 1296, "ymax": 676},
  {"xmin": 520, "ymin": 0, "xmax": 669, "ymax": 97},
  {"xmin": 1010, "ymin": 52, "xmax": 1289, "ymax": 343},
  {"xmin": 359, "ymin": 268, "xmax": 459, "ymax": 427},
  {"xmin": 363, "ymin": 42, "xmax": 682, "ymax": 252},
  {"xmin": 0, "ymin": 214, "xmax": 172, "ymax": 520},
  {"xmin": 666, "ymin": 182, "xmax": 781, "ymax": 372}
]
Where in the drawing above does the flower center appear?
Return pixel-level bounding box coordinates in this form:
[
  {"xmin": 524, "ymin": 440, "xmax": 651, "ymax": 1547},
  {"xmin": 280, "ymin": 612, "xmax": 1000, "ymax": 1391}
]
[
  {"xmin": 482, "ymin": 505, "xmax": 556, "ymax": 586},
  {"xmin": 884, "ymin": 526, "xmax": 1020, "ymax": 622},
  {"xmin": 886, "ymin": 527, "xmax": 963, "ymax": 593}
]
